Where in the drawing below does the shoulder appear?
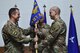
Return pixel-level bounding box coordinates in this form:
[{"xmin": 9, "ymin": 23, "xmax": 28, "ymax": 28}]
[
  {"xmin": 2, "ymin": 20, "xmax": 17, "ymax": 32},
  {"xmin": 51, "ymin": 21, "xmax": 60, "ymax": 28},
  {"xmin": 2, "ymin": 21, "xmax": 9, "ymax": 33},
  {"xmin": 54, "ymin": 18, "xmax": 66, "ymax": 27},
  {"xmin": 3, "ymin": 20, "xmax": 14, "ymax": 28},
  {"xmin": 2, "ymin": 21, "xmax": 9, "ymax": 29},
  {"xmin": 58, "ymin": 19, "xmax": 66, "ymax": 28}
]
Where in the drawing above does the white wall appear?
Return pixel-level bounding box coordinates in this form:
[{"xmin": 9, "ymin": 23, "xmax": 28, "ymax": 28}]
[{"xmin": 0, "ymin": 0, "xmax": 80, "ymax": 46}]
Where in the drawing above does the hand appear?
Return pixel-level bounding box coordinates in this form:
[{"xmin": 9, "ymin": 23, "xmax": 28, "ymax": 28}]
[
  {"xmin": 34, "ymin": 28, "xmax": 39, "ymax": 33},
  {"xmin": 42, "ymin": 28, "xmax": 47, "ymax": 33},
  {"xmin": 35, "ymin": 44, "xmax": 38, "ymax": 49},
  {"xmin": 34, "ymin": 36, "xmax": 38, "ymax": 42},
  {"xmin": 39, "ymin": 28, "xmax": 47, "ymax": 36}
]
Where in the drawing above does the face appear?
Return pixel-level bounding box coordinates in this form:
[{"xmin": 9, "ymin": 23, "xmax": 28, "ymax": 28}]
[
  {"xmin": 12, "ymin": 10, "xmax": 20, "ymax": 22},
  {"xmin": 49, "ymin": 9, "xmax": 56, "ymax": 20}
]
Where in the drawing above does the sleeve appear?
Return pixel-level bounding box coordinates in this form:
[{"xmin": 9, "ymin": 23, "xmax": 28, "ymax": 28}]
[
  {"xmin": 38, "ymin": 40, "xmax": 46, "ymax": 51},
  {"xmin": 47, "ymin": 22, "xmax": 62, "ymax": 44},
  {"xmin": 21, "ymin": 27, "xmax": 34, "ymax": 36},
  {"xmin": 35, "ymin": 22, "xmax": 62, "ymax": 46},
  {"xmin": 6, "ymin": 24, "xmax": 33, "ymax": 44},
  {"xmin": 37, "ymin": 24, "xmax": 50, "ymax": 39},
  {"xmin": 37, "ymin": 30, "xmax": 45, "ymax": 39}
]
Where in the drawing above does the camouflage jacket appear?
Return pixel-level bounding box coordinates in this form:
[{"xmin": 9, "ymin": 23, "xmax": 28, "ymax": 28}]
[
  {"xmin": 42, "ymin": 18, "xmax": 67, "ymax": 53},
  {"xmin": 2, "ymin": 20, "xmax": 33, "ymax": 53},
  {"xmin": 29, "ymin": 24, "xmax": 50, "ymax": 53}
]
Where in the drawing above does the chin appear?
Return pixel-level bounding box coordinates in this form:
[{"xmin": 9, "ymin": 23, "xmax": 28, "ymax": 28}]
[
  {"xmin": 16, "ymin": 19, "xmax": 19, "ymax": 22},
  {"xmin": 17, "ymin": 19, "xmax": 19, "ymax": 21},
  {"xmin": 50, "ymin": 18, "xmax": 52, "ymax": 19},
  {"xmin": 51, "ymin": 18, "xmax": 53, "ymax": 20},
  {"xmin": 50, "ymin": 17, "xmax": 53, "ymax": 19}
]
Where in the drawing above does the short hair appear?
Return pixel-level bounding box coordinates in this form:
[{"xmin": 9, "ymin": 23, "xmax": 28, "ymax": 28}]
[
  {"xmin": 50, "ymin": 6, "xmax": 61, "ymax": 15},
  {"xmin": 8, "ymin": 8, "xmax": 19, "ymax": 18},
  {"xmin": 57, "ymin": 7, "xmax": 61, "ymax": 15}
]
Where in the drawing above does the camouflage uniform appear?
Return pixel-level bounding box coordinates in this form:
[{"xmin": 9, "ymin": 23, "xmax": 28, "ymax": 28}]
[
  {"xmin": 42, "ymin": 18, "xmax": 67, "ymax": 53},
  {"xmin": 29, "ymin": 24, "xmax": 50, "ymax": 53},
  {"xmin": 2, "ymin": 20, "xmax": 33, "ymax": 53}
]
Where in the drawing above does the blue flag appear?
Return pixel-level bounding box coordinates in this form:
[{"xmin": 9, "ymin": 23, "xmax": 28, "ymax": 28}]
[
  {"xmin": 30, "ymin": 0, "xmax": 42, "ymax": 26},
  {"xmin": 44, "ymin": 9, "xmax": 47, "ymax": 24},
  {"xmin": 68, "ymin": 9, "xmax": 80, "ymax": 53}
]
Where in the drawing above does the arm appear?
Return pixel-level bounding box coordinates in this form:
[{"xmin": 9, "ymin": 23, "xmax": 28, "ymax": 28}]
[
  {"xmin": 37, "ymin": 24, "xmax": 50, "ymax": 39},
  {"xmin": 37, "ymin": 22, "xmax": 62, "ymax": 45},
  {"xmin": 6, "ymin": 24, "xmax": 33, "ymax": 44},
  {"xmin": 47, "ymin": 22, "xmax": 62, "ymax": 44},
  {"xmin": 20, "ymin": 27, "xmax": 34, "ymax": 36}
]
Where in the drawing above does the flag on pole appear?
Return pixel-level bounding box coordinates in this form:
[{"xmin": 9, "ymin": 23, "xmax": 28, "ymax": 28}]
[
  {"xmin": 68, "ymin": 6, "xmax": 80, "ymax": 53},
  {"xmin": 44, "ymin": 8, "xmax": 47, "ymax": 24},
  {"xmin": 30, "ymin": 0, "xmax": 42, "ymax": 27},
  {"xmin": 43, "ymin": 5, "xmax": 47, "ymax": 24}
]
